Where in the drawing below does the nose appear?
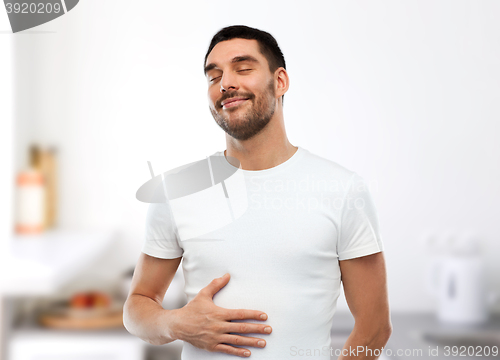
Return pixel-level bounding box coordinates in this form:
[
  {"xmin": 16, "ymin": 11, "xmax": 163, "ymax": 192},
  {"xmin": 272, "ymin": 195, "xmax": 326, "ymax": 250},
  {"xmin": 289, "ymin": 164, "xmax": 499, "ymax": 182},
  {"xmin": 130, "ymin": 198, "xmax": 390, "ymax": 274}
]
[{"xmin": 220, "ymin": 72, "xmax": 238, "ymax": 93}]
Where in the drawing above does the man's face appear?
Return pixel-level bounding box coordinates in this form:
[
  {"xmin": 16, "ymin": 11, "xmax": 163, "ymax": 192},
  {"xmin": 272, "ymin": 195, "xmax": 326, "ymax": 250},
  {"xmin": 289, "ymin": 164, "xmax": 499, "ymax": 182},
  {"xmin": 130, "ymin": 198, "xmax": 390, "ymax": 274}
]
[{"xmin": 205, "ymin": 38, "xmax": 277, "ymax": 141}]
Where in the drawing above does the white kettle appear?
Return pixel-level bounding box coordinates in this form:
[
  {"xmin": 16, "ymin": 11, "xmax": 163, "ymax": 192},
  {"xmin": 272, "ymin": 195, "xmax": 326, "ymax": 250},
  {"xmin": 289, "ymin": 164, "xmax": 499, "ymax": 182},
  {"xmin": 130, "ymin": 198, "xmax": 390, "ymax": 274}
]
[
  {"xmin": 426, "ymin": 233, "xmax": 496, "ymax": 324},
  {"xmin": 433, "ymin": 255, "xmax": 488, "ymax": 323}
]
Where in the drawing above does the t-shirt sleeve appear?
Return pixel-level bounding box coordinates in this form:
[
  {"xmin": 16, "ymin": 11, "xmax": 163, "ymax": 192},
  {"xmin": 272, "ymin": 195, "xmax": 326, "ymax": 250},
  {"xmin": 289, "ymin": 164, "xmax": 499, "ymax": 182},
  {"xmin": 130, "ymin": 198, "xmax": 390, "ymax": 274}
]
[
  {"xmin": 337, "ymin": 172, "xmax": 384, "ymax": 260},
  {"xmin": 141, "ymin": 201, "xmax": 184, "ymax": 259}
]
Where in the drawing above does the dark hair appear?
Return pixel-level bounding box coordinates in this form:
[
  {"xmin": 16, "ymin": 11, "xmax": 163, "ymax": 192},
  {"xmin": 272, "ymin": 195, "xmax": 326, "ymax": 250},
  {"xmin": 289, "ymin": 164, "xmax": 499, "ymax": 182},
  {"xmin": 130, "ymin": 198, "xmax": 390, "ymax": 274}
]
[{"xmin": 204, "ymin": 25, "xmax": 286, "ymax": 105}]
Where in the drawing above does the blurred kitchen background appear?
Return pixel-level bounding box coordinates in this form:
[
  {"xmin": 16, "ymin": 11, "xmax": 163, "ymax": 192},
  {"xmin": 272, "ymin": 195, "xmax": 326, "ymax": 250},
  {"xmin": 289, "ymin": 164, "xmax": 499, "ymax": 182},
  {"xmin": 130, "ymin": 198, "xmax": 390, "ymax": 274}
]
[{"xmin": 1, "ymin": 1, "xmax": 500, "ymax": 359}]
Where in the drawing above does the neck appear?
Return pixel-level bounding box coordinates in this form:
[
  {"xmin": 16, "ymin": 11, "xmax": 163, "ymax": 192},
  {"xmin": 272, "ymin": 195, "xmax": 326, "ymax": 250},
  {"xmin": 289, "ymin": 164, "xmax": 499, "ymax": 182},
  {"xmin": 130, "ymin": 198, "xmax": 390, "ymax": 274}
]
[{"xmin": 224, "ymin": 111, "xmax": 298, "ymax": 171}]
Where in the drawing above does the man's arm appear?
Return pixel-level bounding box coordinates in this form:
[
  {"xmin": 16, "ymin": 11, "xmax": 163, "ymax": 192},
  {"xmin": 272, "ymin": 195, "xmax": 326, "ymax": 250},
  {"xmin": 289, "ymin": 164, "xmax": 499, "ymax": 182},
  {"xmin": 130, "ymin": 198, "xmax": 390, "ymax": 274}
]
[
  {"xmin": 123, "ymin": 253, "xmax": 182, "ymax": 345},
  {"xmin": 338, "ymin": 252, "xmax": 392, "ymax": 360},
  {"xmin": 123, "ymin": 253, "xmax": 272, "ymax": 357}
]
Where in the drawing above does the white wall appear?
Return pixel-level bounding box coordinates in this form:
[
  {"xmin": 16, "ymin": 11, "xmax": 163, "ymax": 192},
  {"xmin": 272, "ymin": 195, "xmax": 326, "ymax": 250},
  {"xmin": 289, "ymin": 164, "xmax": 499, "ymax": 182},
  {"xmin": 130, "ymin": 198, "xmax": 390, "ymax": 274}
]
[
  {"xmin": 0, "ymin": 8, "xmax": 14, "ymax": 360},
  {"xmin": 0, "ymin": 0, "xmax": 14, "ymax": 257},
  {"xmin": 12, "ymin": 0, "xmax": 500, "ymax": 312}
]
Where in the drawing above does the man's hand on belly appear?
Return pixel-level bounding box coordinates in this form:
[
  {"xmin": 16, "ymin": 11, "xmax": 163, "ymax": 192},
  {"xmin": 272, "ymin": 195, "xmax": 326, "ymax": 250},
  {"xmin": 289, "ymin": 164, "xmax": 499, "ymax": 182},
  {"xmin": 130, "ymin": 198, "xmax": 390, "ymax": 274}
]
[{"xmin": 169, "ymin": 273, "xmax": 272, "ymax": 357}]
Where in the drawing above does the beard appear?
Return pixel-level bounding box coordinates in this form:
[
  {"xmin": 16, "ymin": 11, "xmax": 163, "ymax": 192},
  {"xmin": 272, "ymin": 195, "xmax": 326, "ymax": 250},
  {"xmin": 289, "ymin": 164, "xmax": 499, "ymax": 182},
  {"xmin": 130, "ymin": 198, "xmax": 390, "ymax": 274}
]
[{"xmin": 210, "ymin": 79, "xmax": 276, "ymax": 141}]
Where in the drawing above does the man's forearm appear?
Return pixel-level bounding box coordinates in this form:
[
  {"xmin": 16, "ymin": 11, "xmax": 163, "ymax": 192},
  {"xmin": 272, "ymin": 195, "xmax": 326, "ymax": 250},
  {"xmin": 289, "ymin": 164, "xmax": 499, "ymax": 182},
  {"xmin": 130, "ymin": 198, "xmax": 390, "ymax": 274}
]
[
  {"xmin": 338, "ymin": 326, "xmax": 392, "ymax": 360},
  {"xmin": 123, "ymin": 293, "xmax": 178, "ymax": 346}
]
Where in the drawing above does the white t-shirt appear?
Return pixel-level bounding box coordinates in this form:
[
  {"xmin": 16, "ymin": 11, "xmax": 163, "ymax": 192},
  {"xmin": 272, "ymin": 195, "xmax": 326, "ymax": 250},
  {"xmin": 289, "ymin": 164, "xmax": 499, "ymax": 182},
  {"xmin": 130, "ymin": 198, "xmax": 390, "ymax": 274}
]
[{"xmin": 142, "ymin": 146, "xmax": 384, "ymax": 359}]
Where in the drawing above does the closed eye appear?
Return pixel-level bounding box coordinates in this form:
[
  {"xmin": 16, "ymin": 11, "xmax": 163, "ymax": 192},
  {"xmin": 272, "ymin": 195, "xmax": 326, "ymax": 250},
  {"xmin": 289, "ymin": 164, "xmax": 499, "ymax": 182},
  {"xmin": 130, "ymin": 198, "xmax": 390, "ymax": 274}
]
[{"xmin": 209, "ymin": 69, "xmax": 252, "ymax": 82}]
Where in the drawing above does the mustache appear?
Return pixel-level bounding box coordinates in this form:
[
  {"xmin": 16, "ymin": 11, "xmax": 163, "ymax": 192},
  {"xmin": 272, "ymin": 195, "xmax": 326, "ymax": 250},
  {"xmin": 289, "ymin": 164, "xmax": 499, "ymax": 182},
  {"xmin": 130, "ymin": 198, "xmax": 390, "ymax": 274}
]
[{"xmin": 218, "ymin": 92, "xmax": 254, "ymax": 108}]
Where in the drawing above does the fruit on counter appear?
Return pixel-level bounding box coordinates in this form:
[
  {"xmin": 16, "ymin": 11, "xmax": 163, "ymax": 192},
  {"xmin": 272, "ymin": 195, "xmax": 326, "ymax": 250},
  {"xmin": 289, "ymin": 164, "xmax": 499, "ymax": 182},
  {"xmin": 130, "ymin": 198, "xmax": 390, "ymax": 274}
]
[
  {"xmin": 89, "ymin": 291, "xmax": 112, "ymax": 307},
  {"xmin": 70, "ymin": 293, "xmax": 90, "ymax": 308},
  {"xmin": 70, "ymin": 291, "xmax": 112, "ymax": 309}
]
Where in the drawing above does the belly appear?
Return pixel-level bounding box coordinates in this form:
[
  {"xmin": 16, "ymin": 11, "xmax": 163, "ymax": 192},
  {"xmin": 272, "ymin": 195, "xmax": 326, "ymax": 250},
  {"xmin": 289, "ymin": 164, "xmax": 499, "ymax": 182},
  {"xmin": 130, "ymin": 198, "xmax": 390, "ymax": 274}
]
[{"xmin": 178, "ymin": 208, "xmax": 341, "ymax": 359}]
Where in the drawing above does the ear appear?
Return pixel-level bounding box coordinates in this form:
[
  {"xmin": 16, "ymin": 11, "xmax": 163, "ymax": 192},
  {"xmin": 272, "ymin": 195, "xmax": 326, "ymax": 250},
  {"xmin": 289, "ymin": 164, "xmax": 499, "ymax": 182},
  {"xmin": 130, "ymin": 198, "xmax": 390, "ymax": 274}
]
[{"xmin": 274, "ymin": 67, "xmax": 289, "ymax": 100}]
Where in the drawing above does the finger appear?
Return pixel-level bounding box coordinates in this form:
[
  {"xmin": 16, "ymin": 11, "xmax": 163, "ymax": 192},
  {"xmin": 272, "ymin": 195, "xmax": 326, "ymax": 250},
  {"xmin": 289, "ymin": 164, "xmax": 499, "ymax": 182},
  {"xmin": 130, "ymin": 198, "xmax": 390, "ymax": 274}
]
[
  {"xmin": 213, "ymin": 343, "xmax": 252, "ymax": 358},
  {"xmin": 200, "ymin": 273, "xmax": 230, "ymax": 299},
  {"xmin": 224, "ymin": 308, "xmax": 268, "ymax": 322},
  {"xmin": 223, "ymin": 322, "xmax": 273, "ymax": 335},
  {"xmin": 220, "ymin": 334, "xmax": 267, "ymax": 349}
]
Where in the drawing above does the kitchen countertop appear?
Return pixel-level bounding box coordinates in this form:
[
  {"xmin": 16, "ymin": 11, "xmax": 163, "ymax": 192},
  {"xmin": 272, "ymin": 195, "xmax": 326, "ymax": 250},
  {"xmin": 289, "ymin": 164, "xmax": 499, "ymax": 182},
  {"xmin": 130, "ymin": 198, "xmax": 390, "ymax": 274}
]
[
  {"xmin": 0, "ymin": 228, "xmax": 117, "ymax": 295},
  {"xmin": 12, "ymin": 311, "xmax": 498, "ymax": 360},
  {"xmin": 331, "ymin": 312, "xmax": 500, "ymax": 360}
]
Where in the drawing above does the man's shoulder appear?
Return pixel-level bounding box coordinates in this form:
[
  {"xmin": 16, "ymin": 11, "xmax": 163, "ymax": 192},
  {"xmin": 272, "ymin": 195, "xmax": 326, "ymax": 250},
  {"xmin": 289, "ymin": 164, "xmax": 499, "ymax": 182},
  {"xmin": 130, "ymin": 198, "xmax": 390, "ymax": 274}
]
[{"xmin": 299, "ymin": 147, "xmax": 356, "ymax": 182}]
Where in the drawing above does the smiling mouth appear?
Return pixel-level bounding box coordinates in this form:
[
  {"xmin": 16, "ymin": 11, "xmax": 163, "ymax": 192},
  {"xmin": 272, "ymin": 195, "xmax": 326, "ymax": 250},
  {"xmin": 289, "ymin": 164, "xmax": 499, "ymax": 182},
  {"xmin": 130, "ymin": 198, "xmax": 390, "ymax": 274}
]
[{"xmin": 222, "ymin": 98, "xmax": 249, "ymax": 109}]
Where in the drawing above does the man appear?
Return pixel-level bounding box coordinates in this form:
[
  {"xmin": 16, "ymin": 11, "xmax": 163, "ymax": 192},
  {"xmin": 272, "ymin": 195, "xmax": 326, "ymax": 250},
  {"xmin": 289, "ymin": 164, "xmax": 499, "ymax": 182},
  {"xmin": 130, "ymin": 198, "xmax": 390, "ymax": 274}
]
[{"xmin": 124, "ymin": 25, "xmax": 392, "ymax": 359}]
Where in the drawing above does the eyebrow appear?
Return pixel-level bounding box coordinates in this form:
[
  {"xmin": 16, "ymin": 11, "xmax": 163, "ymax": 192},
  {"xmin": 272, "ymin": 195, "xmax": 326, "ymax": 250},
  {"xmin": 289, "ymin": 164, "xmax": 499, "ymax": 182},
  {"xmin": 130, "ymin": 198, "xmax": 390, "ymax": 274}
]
[{"xmin": 204, "ymin": 55, "xmax": 260, "ymax": 76}]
